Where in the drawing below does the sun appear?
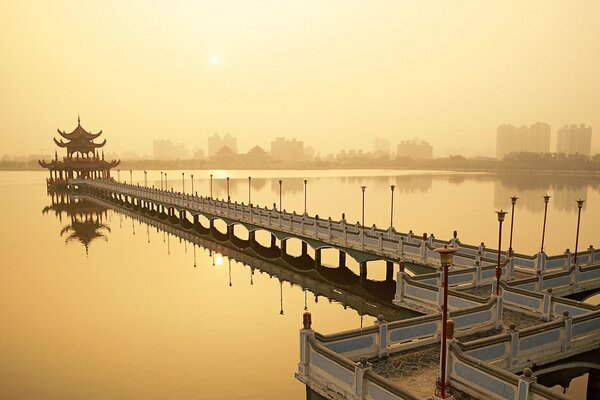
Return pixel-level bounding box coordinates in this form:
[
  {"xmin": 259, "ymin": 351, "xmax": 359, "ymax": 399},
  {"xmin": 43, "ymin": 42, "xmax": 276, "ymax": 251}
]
[{"xmin": 210, "ymin": 55, "xmax": 220, "ymax": 65}]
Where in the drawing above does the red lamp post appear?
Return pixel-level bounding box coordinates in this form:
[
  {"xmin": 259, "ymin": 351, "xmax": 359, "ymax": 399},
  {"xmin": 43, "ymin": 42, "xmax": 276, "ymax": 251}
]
[
  {"xmin": 495, "ymin": 210, "xmax": 507, "ymax": 296},
  {"xmin": 574, "ymin": 199, "xmax": 585, "ymax": 265}
]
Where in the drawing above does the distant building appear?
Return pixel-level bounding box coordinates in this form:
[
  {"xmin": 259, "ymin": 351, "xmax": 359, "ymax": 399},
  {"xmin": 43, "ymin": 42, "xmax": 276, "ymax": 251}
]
[
  {"xmin": 153, "ymin": 139, "xmax": 189, "ymax": 160},
  {"xmin": 373, "ymin": 137, "xmax": 390, "ymax": 157},
  {"xmin": 245, "ymin": 145, "xmax": 270, "ymax": 165},
  {"xmin": 192, "ymin": 148, "xmax": 206, "ymax": 160},
  {"xmin": 556, "ymin": 124, "xmax": 592, "ymax": 156},
  {"xmin": 397, "ymin": 139, "xmax": 433, "ymax": 160},
  {"xmin": 270, "ymin": 137, "xmax": 304, "ymax": 163},
  {"xmin": 208, "ymin": 133, "xmax": 238, "ymax": 157},
  {"xmin": 496, "ymin": 122, "xmax": 551, "ymax": 159}
]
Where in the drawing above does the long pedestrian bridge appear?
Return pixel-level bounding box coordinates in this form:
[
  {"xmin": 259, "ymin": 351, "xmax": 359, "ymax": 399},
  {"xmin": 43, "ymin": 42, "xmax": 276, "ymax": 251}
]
[{"xmin": 69, "ymin": 179, "xmax": 599, "ymax": 276}]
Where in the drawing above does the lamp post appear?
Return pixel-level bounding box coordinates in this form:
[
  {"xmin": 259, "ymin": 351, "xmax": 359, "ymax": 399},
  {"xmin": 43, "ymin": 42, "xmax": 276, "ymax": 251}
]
[
  {"xmin": 165, "ymin": 172, "xmax": 168, "ymax": 189},
  {"xmin": 495, "ymin": 210, "xmax": 507, "ymax": 296},
  {"xmin": 226, "ymin": 177, "xmax": 230, "ymax": 202},
  {"xmin": 210, "ymin": 174, "xmax": 213, "ymax": 199},
  {"xmin": 248, "ymin": 176, "xmax": 252, "ymax": 205},
  {"xmin": 117, "ymin": 169, "xmax": 121, "ymax": 182},
  {"xmin": 433, "ymin": 245, "xmax": 458, "ymax": 399},
  {"xmin": 390, "ymin": 185, "xmax": 396, "ymax": 228},
  {"xmin": 191, "ymin": 174, "xmax": 194, "ymax": 195},
  {"xmin": 304, "ymin": 179, "xmax": 308, "ymax": 214},
  {"xmin": 541, "ymin": 195, "xmax": 551, "ymax": 252},
  {"xmin": 278, "ymin": 180, "xmax": 283, "ymax": 210},
  {"xmin": 182, "ymin": 172, "xmax": 185, "ymax": 193},
  {"xmin": 129, "ymin": 170, "xmax": 132, "ymax": 185},
  {"xmin": 160, "ymin": 171, "xmax": 163, "ymax": 190},
  {"xmin": 144, "ymin": 171, "xmax": 147, "ymax": 187},
  {"xmin": 574, "ymin": 199, "xmax": 585, "ymax": 265},
  {"xmin": 508, "ymin": 196, "xmax": 518, "ymax": 257},
  {"xmin": 361, "ymin": 186, "xmax": 367, "ymax": 227}
]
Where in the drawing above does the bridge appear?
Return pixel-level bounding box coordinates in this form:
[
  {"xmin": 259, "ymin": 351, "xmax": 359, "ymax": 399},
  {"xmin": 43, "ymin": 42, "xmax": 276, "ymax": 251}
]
[{"xmin": 69, "ymin": 179, "xmax": 600, "ymax": 399}]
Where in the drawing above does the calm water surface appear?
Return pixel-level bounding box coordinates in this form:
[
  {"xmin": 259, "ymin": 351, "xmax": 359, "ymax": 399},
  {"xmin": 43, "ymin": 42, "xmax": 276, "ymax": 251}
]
[{"xmin": 1, "ymin": 170, "xmax": 599, "ymax": 399}]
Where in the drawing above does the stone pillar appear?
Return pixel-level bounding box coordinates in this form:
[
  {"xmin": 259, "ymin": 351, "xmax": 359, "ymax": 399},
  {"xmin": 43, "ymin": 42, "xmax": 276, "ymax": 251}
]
[
  {"xmin": 542, "ymin": 288, "xmax": 553, "ymax": 321},
  {"xmin": 374, "ymin": 315, "xmax": 389, "ymax": 357},
  {"xmin": 270, "ymin": 233, "xmax": 276, "ymax": 248},
  {"xmin": 359, "ymin": 261, "xmax": 367, "ymax": 283},
  {"xmin": 280, "ymin": 239, "xmax": 286, "ymax": 256},
  {"xmin": 227, "ymin": 224, "xmax": 234, "ymax": 239},
  {"xmin": 386, "ymin": 261, "xmax": 394, "ymax": 282},
  {"xmin": 249, "ymin": 230, "xmax": 256, "ymax": 243},
  {"xmin": 338, "ymin": 250, "xmax": 346, "ymax": 267},
  {"xmin": 315, "ymin": 249, "xmax": 321, "ymax": 268},
  {"xmin": 516, "ymin": 368, "xmax": 536, "ymax": 400},
  {"xmin": 193, "ymin": 215, "xmax": 199, "ymax": 229},
  {"xmin": 394, "ymin": 262, "xmax": 405, "ymax": 303},
  {"xmin": 298, "ymin": 312, "xmax": 315, "ymax": 377},
  {"xmin": 508, "ymin": 323, "xmax": 519, "ymax": 368},
  {"xmin": 354, "ymin": 358, "xmax": 372, "ymax": 398},
  {"xmin": 562, "ymin": 311, "xmax": 572, "ymax": 352},
  {"xmin": 302, "ymin": 241, "xmax": 308, "ymax": 256}
]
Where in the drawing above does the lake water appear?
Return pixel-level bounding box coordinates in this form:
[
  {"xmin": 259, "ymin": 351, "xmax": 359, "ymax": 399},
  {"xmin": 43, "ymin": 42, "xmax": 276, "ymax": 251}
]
[{"xmin": 1, "ymin": 170, "xmax": 598, "ymax": 399}]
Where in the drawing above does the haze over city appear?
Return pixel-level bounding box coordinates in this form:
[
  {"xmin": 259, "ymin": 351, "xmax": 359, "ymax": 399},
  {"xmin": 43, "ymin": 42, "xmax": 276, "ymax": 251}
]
[{"xmin": 2, "ymin": 1, "xmax": 600, "ymax": 158}]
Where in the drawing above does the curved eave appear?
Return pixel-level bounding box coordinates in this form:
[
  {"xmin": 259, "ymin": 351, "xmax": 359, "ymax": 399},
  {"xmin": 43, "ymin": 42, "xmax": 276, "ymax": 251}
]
[{"xmin": 57, "ymin": 126, "xmax": 103, "ymax": 141}]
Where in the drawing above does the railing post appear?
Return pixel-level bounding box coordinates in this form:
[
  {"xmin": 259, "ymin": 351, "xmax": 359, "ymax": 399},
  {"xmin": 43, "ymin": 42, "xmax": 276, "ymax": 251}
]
[
  {"xmin": 299, "ymin": 312, "xmax": 314, "ymax": 377},
  {"xmin": 562, "ymin": 311, "xmax": 572, "ymax": 352},
  {"xmin": 564, "ymin": 248, "xmax": 572, "ymax": 267},
  {"xmin": 589, "ymin": 245, "xmax": 596, "ymax": 263},
  {"xmin": 493, "ymin": 293, "xmax": 503, "ymax": 329},
  {"xmin": 542, "ymin": 288, "xmax": 553, "ymax": 321},
  {"xmin": 474, "ymin": 261, "xmax": 481, "ymax": 287},
  {"xmin": 354, "ymin": 358, "xmax": 372, "ymax": 399},
  {"xmin": 478, "ymin": 242, "xmax": 485, "ymax": 257},
  {"xmin": 517, "ymin": 368, "xmax": 536, "ymax": 400},
  {"xmin": 536, "ymin": 270, "xmax": 544, "ymax": 291},
  {"xmin": 394, "ymin": 261, "xmax": 405, "ymax": 303},
  {"xmin": 398, "ymin": 237, "xmax": 404, "ymax": 257},
  {"xmin": 508, "ymin": 323, "xmax": 519, "ymax": 368},
  {"xmin": 535, "ymin": 251, "xmax": 546, "ymax": 273},
  {"xmin": 374, "ymin": 315, "xmax": 389, "ymax": 357}
]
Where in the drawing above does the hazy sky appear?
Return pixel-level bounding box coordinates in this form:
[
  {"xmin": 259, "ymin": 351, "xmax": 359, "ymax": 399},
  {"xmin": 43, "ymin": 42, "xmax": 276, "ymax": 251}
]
[{"xmin": 1, "ymin": 1, "xmax": 599, "ymax": 157}]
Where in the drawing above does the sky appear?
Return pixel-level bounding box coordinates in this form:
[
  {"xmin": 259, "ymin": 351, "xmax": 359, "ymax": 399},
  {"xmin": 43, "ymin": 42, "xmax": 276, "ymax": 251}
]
[{"xmin": 1, "ymin": 0, "xmax": 599, "ymax": 158}]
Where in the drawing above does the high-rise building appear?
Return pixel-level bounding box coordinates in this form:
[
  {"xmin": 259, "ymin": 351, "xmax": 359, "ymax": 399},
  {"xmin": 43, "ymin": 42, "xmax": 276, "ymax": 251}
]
[
  {"xmin": 208, "ymin": 133, "xmax": 238, "ymax": 157},
  {"xmin": 495, "ymin": 122, "xmax": 551, "ymax": 159},
  {"xmin": 270, "ymin": 137, "xmax": 304, "ymax": 163},
  {"xmin": 373, "ymin": 137, "xmax": 390, "ymax": 157},
  {"xmin": 397, "ymin": 139, "xmax": 433, "ymax": 160},
  {"xmin": 556, "ymin": 124, "xmax": 592, "ymax": 156},
  {"xmin": 153, "ymin": 139, "xmax": 189, "ymax": 160}
]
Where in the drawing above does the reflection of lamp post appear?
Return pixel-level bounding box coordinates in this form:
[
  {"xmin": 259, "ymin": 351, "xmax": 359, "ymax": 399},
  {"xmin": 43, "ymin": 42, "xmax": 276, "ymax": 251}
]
[
  {"xmin": 248, "ymin": 176, "xmax": 252, "ymax": 204},
  {"xmin": 361, "ymin": 186, "xmax": 367, "ymax": 227},
  {"xmin": 433, "ymin": 245, "xmax": 458, "ymax": 400},
  {"xmin": 390, "ymin": 185, "xmax": 396, "ymax": 228},
  {"xmin": 279, "ymin": 279, "xmax": 284, "ymax": 315},
  {"xmin": 495, "ymin": 210, "xmax": 507, "ymax": 296},
  {"xmin": 541, "ymin": 195, "xmax": 550, "ymax": 252},
  {"xmin": 304, "ymin": 179, "xmax": 308, "ymax": 214},
  {"xmin": 508, "ymin": 196, "xmax": 518, "ymax": 257},
  {"xmin": 210, "ymin": 174, "xmax": 213, "ymax": 199},
  {"xmin": 191, "ymin": 174, "xmax": 194, "ymax": 195},
  {"xmin": 226, "ymin": 177, "xmax": 230, "ymax": 202},
  {"xmin": 574, "ymin": 199, "xmax": 585, "ymax": 265},
  {"xmin": 278, "ymin": 180, "xmax": 283, "ymax": 210},
  {"xmin": 144, "ymin": 171, "xmax": 147, "ymax": 187}
]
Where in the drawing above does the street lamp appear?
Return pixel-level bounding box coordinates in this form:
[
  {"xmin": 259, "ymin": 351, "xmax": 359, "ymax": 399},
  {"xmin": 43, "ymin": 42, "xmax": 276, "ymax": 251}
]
[
  {"xmin": 433, "ymin": 245, "xmax": 458, "ymax": 400},
  {"xmin": 541, "ymin": 195, "xmax": 551, "ymax": 252},
  {"xmin": 182, "ymin": 172, "xmax": 185, "ymax": 193},
  {"xmin": 248, "ymin": 177, "xmax": 252, "ymax": 205},
  {"xmin": 129, "ymin": 170, "xmax": 132, "ymax": 185},
  {"xmin": 117, "ymin": 169, "xmax": 121, "ymax": 182},
  {"xmin": 304, "ymin": 179, "xmax": 308, "ymax": 214},
  {"xmin": 495, "ymin": 210, "xmax": 507, "ymax": 296},
  {"xmin": 144, "ymin": 171, "xmax": 147, "ymax": 187},
  {"xmin": 574, "ymin": 199, "xmax": 585, "ymax": 265},
  {"xmin": 508, "ymin": 196, "xmax": 518, "ymax": 257},
  {"xmin": 361, "ymin": 186, "xmax": 367, "ymax": 227},
  {"xmin": 165, "ymin": 172, "xmax": 168, "ymax": 189},
  {"xmin": 226, "ymin": 177, "xmax": 230, "ymax": 202},
  {"xmin": 278, "ymin": 180, "xmax": 283, "ymax": 210},
  {"xmin": 210, "ymin": 174, "xmax": 213, "ymax": 199},
  {"xmin": 191, "ymin": 174, "xmax": 194, "ymax": 195},
  {"xmin": 390, "ymin": 185, "xmax": 396, "ymax": 228},
  {"xmin": 160, "ymin": 171, "xmax": 163, "ymax": 190}
]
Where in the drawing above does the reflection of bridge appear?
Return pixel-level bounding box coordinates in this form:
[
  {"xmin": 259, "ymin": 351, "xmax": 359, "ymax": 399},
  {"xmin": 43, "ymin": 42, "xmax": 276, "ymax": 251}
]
[
  {"xmin": 70, "ymin": 179, "xmax": 599, "ymax": 278},
  {"xmin": 76, "ymin": 193, "xmax": 419, "ymax": 322}
]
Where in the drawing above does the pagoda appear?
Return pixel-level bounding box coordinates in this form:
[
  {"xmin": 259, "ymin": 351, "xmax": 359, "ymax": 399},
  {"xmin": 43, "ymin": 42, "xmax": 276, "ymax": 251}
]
[{"xmin": 39, "ymin": 116, "xmax": 120, "ymax": 187}]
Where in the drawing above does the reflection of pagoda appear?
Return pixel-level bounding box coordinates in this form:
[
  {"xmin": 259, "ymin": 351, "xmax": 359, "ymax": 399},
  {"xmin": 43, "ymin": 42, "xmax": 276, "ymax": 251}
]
[
  {"xmin": 43, "ymin": 189, "xmax": 111, "ymax": 255},
  {"xmin": 39, "ymin": 116, "xmax": 120, "ymax": 187}
]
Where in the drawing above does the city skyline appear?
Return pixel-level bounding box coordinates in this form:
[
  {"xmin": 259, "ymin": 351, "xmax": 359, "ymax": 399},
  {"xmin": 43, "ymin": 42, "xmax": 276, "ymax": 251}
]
[{"xmin": 2, "ymin": 1, "xmax": 600, "ymax": 158}]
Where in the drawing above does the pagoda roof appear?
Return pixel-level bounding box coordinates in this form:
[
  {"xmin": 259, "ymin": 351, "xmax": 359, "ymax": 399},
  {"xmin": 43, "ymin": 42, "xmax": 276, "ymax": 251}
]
[
  {"xmin": 39, "ymin": 157, "xmax": 120, "ymax": 169},
  {"xmin": 54, "ymin": 116, "xmax": 107, "ymax": 154}
]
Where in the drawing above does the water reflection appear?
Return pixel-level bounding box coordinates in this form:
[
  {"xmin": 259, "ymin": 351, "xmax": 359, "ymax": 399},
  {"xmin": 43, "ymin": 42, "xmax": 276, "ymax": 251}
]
[
  {"xmin": 43, "ymin": 189, "xmax": 111, "ymax": 254},
  {"xmin": 42, "ymin": 190, "xmax": 417, "ymax": 322}
]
